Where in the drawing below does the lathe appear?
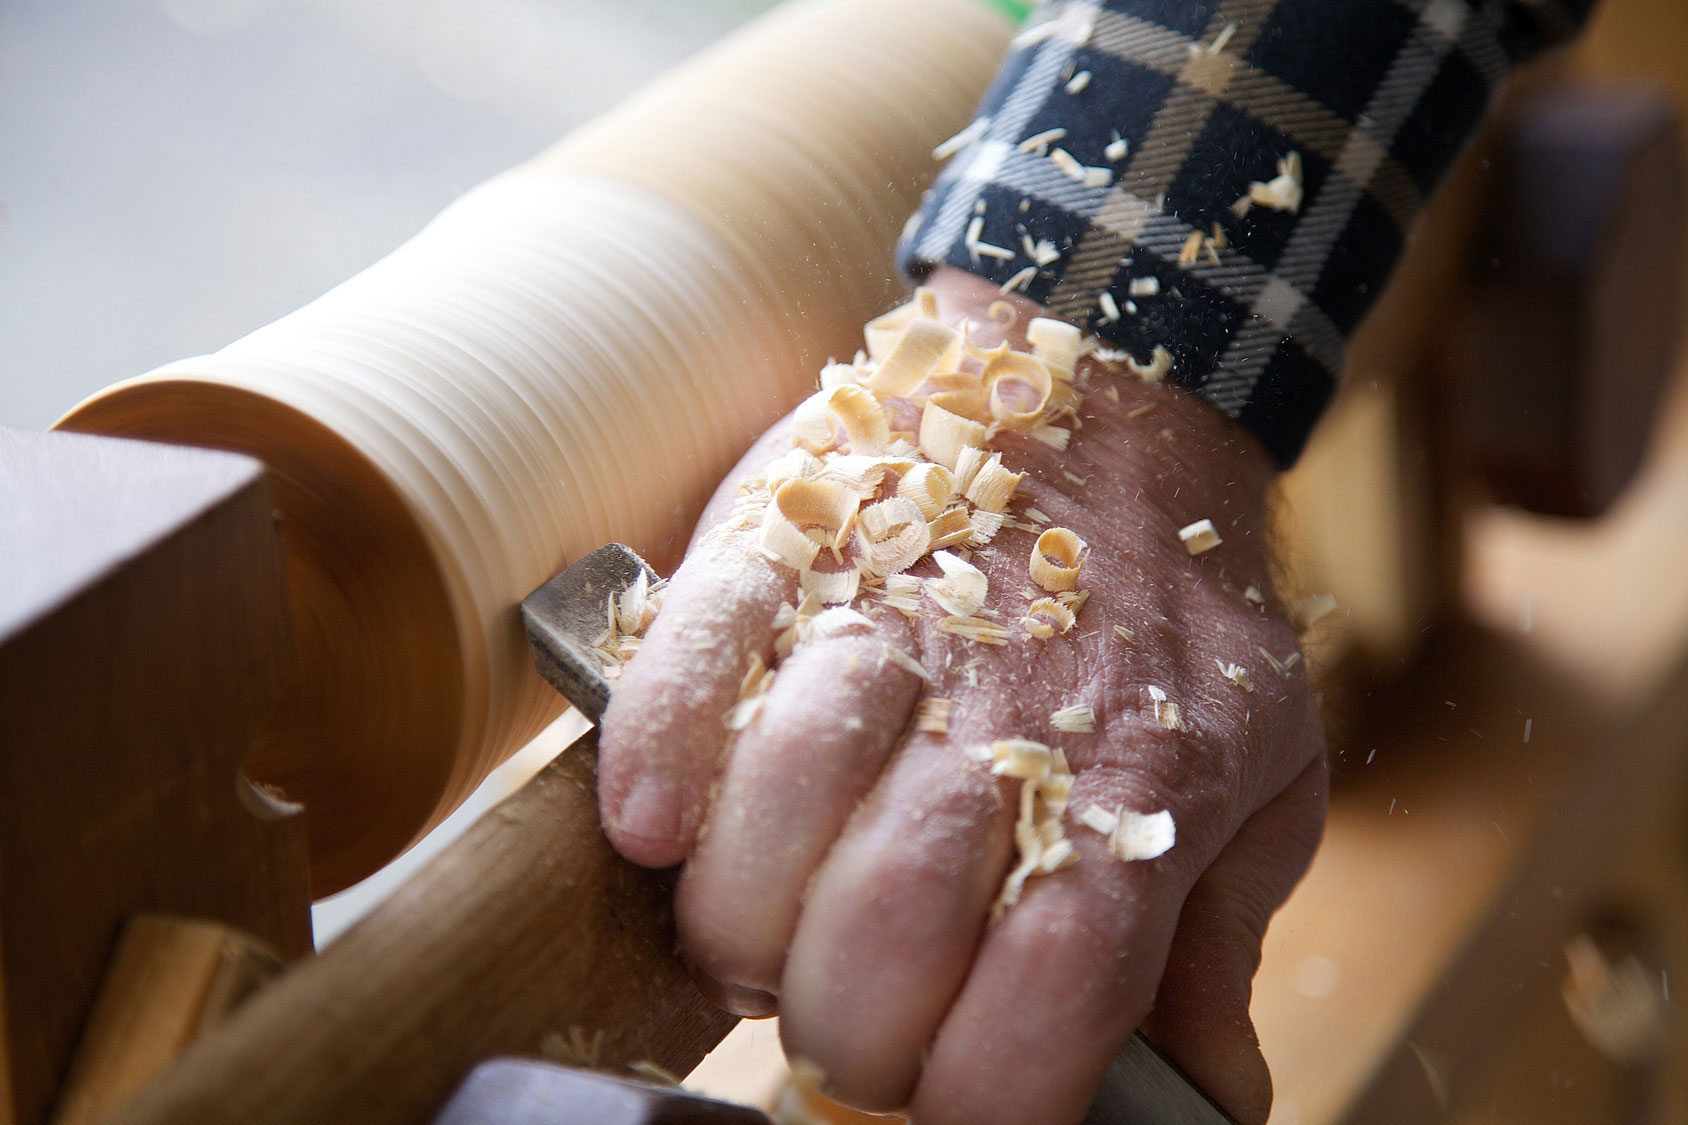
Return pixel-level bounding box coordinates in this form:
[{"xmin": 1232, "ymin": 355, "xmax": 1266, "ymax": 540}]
[{"xmin": 6, "ymin": 0, "xmax": 1688, "ymax": 1120}]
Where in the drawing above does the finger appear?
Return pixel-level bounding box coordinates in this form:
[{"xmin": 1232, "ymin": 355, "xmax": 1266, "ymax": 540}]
[
  {"xmin": 676, "ymin": 626, "xmax": 925, "ymax": 1013},
  {"xmin": 778, "ymin": 732, "xmax": 1015, "ymax": 1111},
  {"xmin": 598, "ymin": 539, "xmax": 795, "ymax": 867},
  {"xmin": 1144, "ymin": 755, "xmax": 1329, "ymax": 1125},
  {"xmin": 900, "ymin": 761, "xmax": 1201, "ymax": 1125}
]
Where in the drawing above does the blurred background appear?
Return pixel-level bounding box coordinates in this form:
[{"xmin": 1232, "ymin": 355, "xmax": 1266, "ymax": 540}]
[{"xmin": 0, "ymin": 0, "xmax": 778, "ymax": 430}]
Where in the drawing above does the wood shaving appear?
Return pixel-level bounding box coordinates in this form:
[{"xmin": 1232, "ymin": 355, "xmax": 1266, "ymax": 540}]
[
  {"xmin": 1056, "ymin": 587, "xmax": 1091, "ymax": 614},
  {"xmin": 993, "ymin": 757, "xmax": 1079, "ymax": 918},
  {"xmin": 1244, "ymin": 585, "xmax": 1265, "ymax": 607},
  {"xmin": 938, "ymin": 615, "xmax": 1011, "ymax": 645},
  {"xmin": 1216, "ymin": 660, "xmax": 1254, "ymax": 692},
  {"xmin": 927, "ymin": 505, "xmax": 975, "ymax": 550},
  {"xmin": 791, "ymin": 383, "xmax": 890, "ymax": 455},
  {"xmin": 881, "ymin": 643, "xmax": 930, "ymax": 681},
  {"xmin": 1105, "ymin": 132, "xmax": 1129, "ymax": 161},
  {"xmin": 916, "ymin": 696, "xmax": 952, "ymax": 735},
  {"xmin": 1030, "ymin": 527, "xmax": 1088, "ymax": 592},
  {"xmin": 1023, "ymin": 596, "xmax": 1076, "ymax": 639},
  {"xmin": 724, "ymin": 654, "xmax": 777, "ymax": 731},
  {"xmin": 1244, "ymin": 151, "xmax": 1304, "ymax": 213},
  {"xmin": 1062, "ymin": 470, "xmax": 1087, "ymax": 487},
  {"xmin": 964, "ymin": 452, "xmax": 1027, "ymax": 512},
  {"xmin": 1146, "ymin": 685, "xmax": 1188, "ymax": 732},
  {"xmin": 1294, "ymin": 593, "xmax": 1338, "ymax": 630},
  {"xmin": 1050, "ymin": 147, "xmax": 1113, "ymax": 188},
  {"xmin": 799, "ymin": 566, "xmax": 861, "ymax": 606},
  {"xmin": 1127, "ymin": 276, "xmax": 1160, "ymax": 298},
  {"xmin": 918, "ymin": 400, "xmax": 989, "ymax": 470},
  {"xmin": 1179, "ymin": 230, "xmax": 1205, "ymax": 266},
  {"xmin": 926, "ymin": 550, "xmax": 989, "ymax": 617},
  {"xmin": 627, "ymin": 1061, "xmax": 682, "ymax": 1087},
  {"xmin": 984, "ymin": 352, "xmax": 1054, "ymax": 431},
  {"xmin": 1023, "ymin": 507, "xmax": 1052, "ymax": 525},
  {"xmin": 1079, "ymin": 805, "xmax": 1176, "ymax": 861},
  {"xmin": 874, "ymin": 573, "xmax": 923, "ymax": 617},
  {"xmin": 869, "ymin": 316, "xmax": 960, "ymax": 397},
  {"xmin": 1031, "ymin": 422, "xmax": 1072, "ymax": 450},
  {"xmin": 1027, "ymin": 317, "xmax": 1083, "ymax": 376},
  {"xmin": 1178, "ymin": 518, "xmax": 1222, "ymax": 555},
  {"xmin": 1017, "ymin": 127, "xmax": 1067, "ymax": 155},
  {"xmin": 1064, "ymin": 69, "xmax": 1092, "ymax": 94},
  {"xmin": 932, "ymin": 115, "xmax": 991, "ymax": 160},
  {"xmin": 1052, "ymin": 703, "xmax": 1096, "ymax": 733},
  {"xmin": 1126, "ymin": 345, "xmax": 1173, "ymax": 382},
  {"xmin": 999, "ymin": 265, "xmax": 1037, "ymax": 294},
  {"xmin": 966, "ymin": 508, "xmax": 1007, "ymax": 548},
  {"xmin": 1113, "ymin": 624, "xmax": 1135, "ymax": 642}
]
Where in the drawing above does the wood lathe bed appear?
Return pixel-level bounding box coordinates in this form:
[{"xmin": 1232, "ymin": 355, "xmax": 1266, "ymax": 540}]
[{"xmin": 6, "ymin": 0, "xmax": 1688, "ymax": 1120}]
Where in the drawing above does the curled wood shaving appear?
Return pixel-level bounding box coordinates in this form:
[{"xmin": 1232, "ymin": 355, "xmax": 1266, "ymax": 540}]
[
  {"xmin": 1023, "ymin": 597, "xmax": 1076, "ymax": 639},
  {"xmin": 1027, "ymin": 317, "xmax": 1083, "ymax": 378},
  {"xmin": 800, "ymin": 566, "xmax": 861, "ymax": 606},
  {"xmin": 774, "ymin": 477, "xmax": 859, "ymax": 557},
  {"xmin": 1178, "ymin": 518, "xmax": 1222, "ymax": 555},
  {"xmin": 897, "ymin": 463, "xmax": 956, "ymax": 519},
  {"xmin": 1052, "ymin": 703, "xmax": 1096, "ymax": 733},
  {"xmin": 916, "ymin": 696, "xmax": 952, "ymax": 734},
  {"xmin": 918, "ymin": 401, "xmax": 989, "ymax": 470},
  {"xmin": 869, "ymin": 317, "xmax": 962, "ymax": 397},
  {"xmin": 1294, "ymin": 593, "xmax": 1338, "ymax": 631},
  {"xmin": 938, "ymin": 615, "xmax": 1011, "ymax": 645},
  {"xmin": 791, "ymin": 383, "xmax": 891, "ymax": 455},
  {"xmin": 927, "ymin": 505, "xmax": 975, "ymax": 550},
  {"xmin": 1146, "ymin": 685, "xmax": 1188, "ymax": 732},
  {"xmin": 861, "ymin": 289, "xmax": 937, "ymax": 362},
  {"xmin": 854, "ymin": 497, "xmax": 930, "ymax": 577},
  {"xmin": 984, "ymin": 352, "xmax": 1055, "ymax": 430},
  {"xmin": 964, "ymin": 453, "xmax": 1026, "ymax": 513},
  {"xmin": 1126, "ymin": 345, "xmax": 1173, "ymax": 382},
  {"xmin": 1030, "ymin": 527, "xmax": 1088, "ymax": 592}
]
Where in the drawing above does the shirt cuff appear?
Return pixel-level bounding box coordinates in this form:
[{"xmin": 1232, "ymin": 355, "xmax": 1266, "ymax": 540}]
[{"xmin": 898, "ymin": 0, "xmax": 1595, "ymax": 464}]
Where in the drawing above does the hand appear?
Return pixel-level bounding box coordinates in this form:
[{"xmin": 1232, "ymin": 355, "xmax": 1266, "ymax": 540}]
[{"xmin": 597, "ymin": 267, "xmax": 1328, "ymax": 1125}]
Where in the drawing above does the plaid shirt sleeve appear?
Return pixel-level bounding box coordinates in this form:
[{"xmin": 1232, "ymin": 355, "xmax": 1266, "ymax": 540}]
[{"xmin": 897, "ymin": 0, "xmax": 1597, "ymax": 464}]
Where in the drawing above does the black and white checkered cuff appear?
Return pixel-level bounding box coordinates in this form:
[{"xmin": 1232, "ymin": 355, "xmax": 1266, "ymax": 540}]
[{"xmin": 898, "ymin": 0, "xmax": 1594, "ymax": 464}]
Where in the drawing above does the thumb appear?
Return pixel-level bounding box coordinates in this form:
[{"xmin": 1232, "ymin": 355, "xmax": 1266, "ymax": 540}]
[{"xmin": 1143, "ymin": 757, "xmax": 1328, "ymax": 1125}]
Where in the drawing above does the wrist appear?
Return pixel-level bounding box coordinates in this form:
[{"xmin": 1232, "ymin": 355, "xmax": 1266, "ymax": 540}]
[{"xmin": 923, "ymin": 266, "xmax": 1277, "ymax": 571}]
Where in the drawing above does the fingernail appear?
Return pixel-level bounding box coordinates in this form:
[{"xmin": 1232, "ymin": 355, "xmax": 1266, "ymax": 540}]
[
  {"xmin": 693, "ymin": 968, "xmax": 778, "ymax": 1018},
  {"xmin": 613, "ymin": 773, "xmax": 683, "ymax": 847}
]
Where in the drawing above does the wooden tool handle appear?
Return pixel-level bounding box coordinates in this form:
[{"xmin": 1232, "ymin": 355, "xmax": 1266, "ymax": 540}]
[{"xmin": 107, "ymin": 730, "xmax": 735, "ymax": 1125}]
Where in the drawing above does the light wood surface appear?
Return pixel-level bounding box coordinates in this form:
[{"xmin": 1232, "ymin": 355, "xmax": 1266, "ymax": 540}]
[
  {"xmin": 103, "ymin": 730, "xmax": 735, "ymax": 1125},
  {"xmin": 58, "ymin": 0, "xmax": 1014, "ymax": 896},
  {"xmin": 51, "ymin": 915, "xmax": 284, "ymax": 1125}
]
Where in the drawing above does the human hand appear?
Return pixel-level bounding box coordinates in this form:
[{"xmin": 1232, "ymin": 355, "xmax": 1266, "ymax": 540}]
[{"xmin": 597, "ymin": 267, "xmax": 1328, "ymax": 1125}]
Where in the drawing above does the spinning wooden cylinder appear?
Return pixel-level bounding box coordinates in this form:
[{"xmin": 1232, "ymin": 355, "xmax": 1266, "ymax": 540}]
[{"xmin": 58, "ymin": 0, "xmax": 1014, "ymax": 894}]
